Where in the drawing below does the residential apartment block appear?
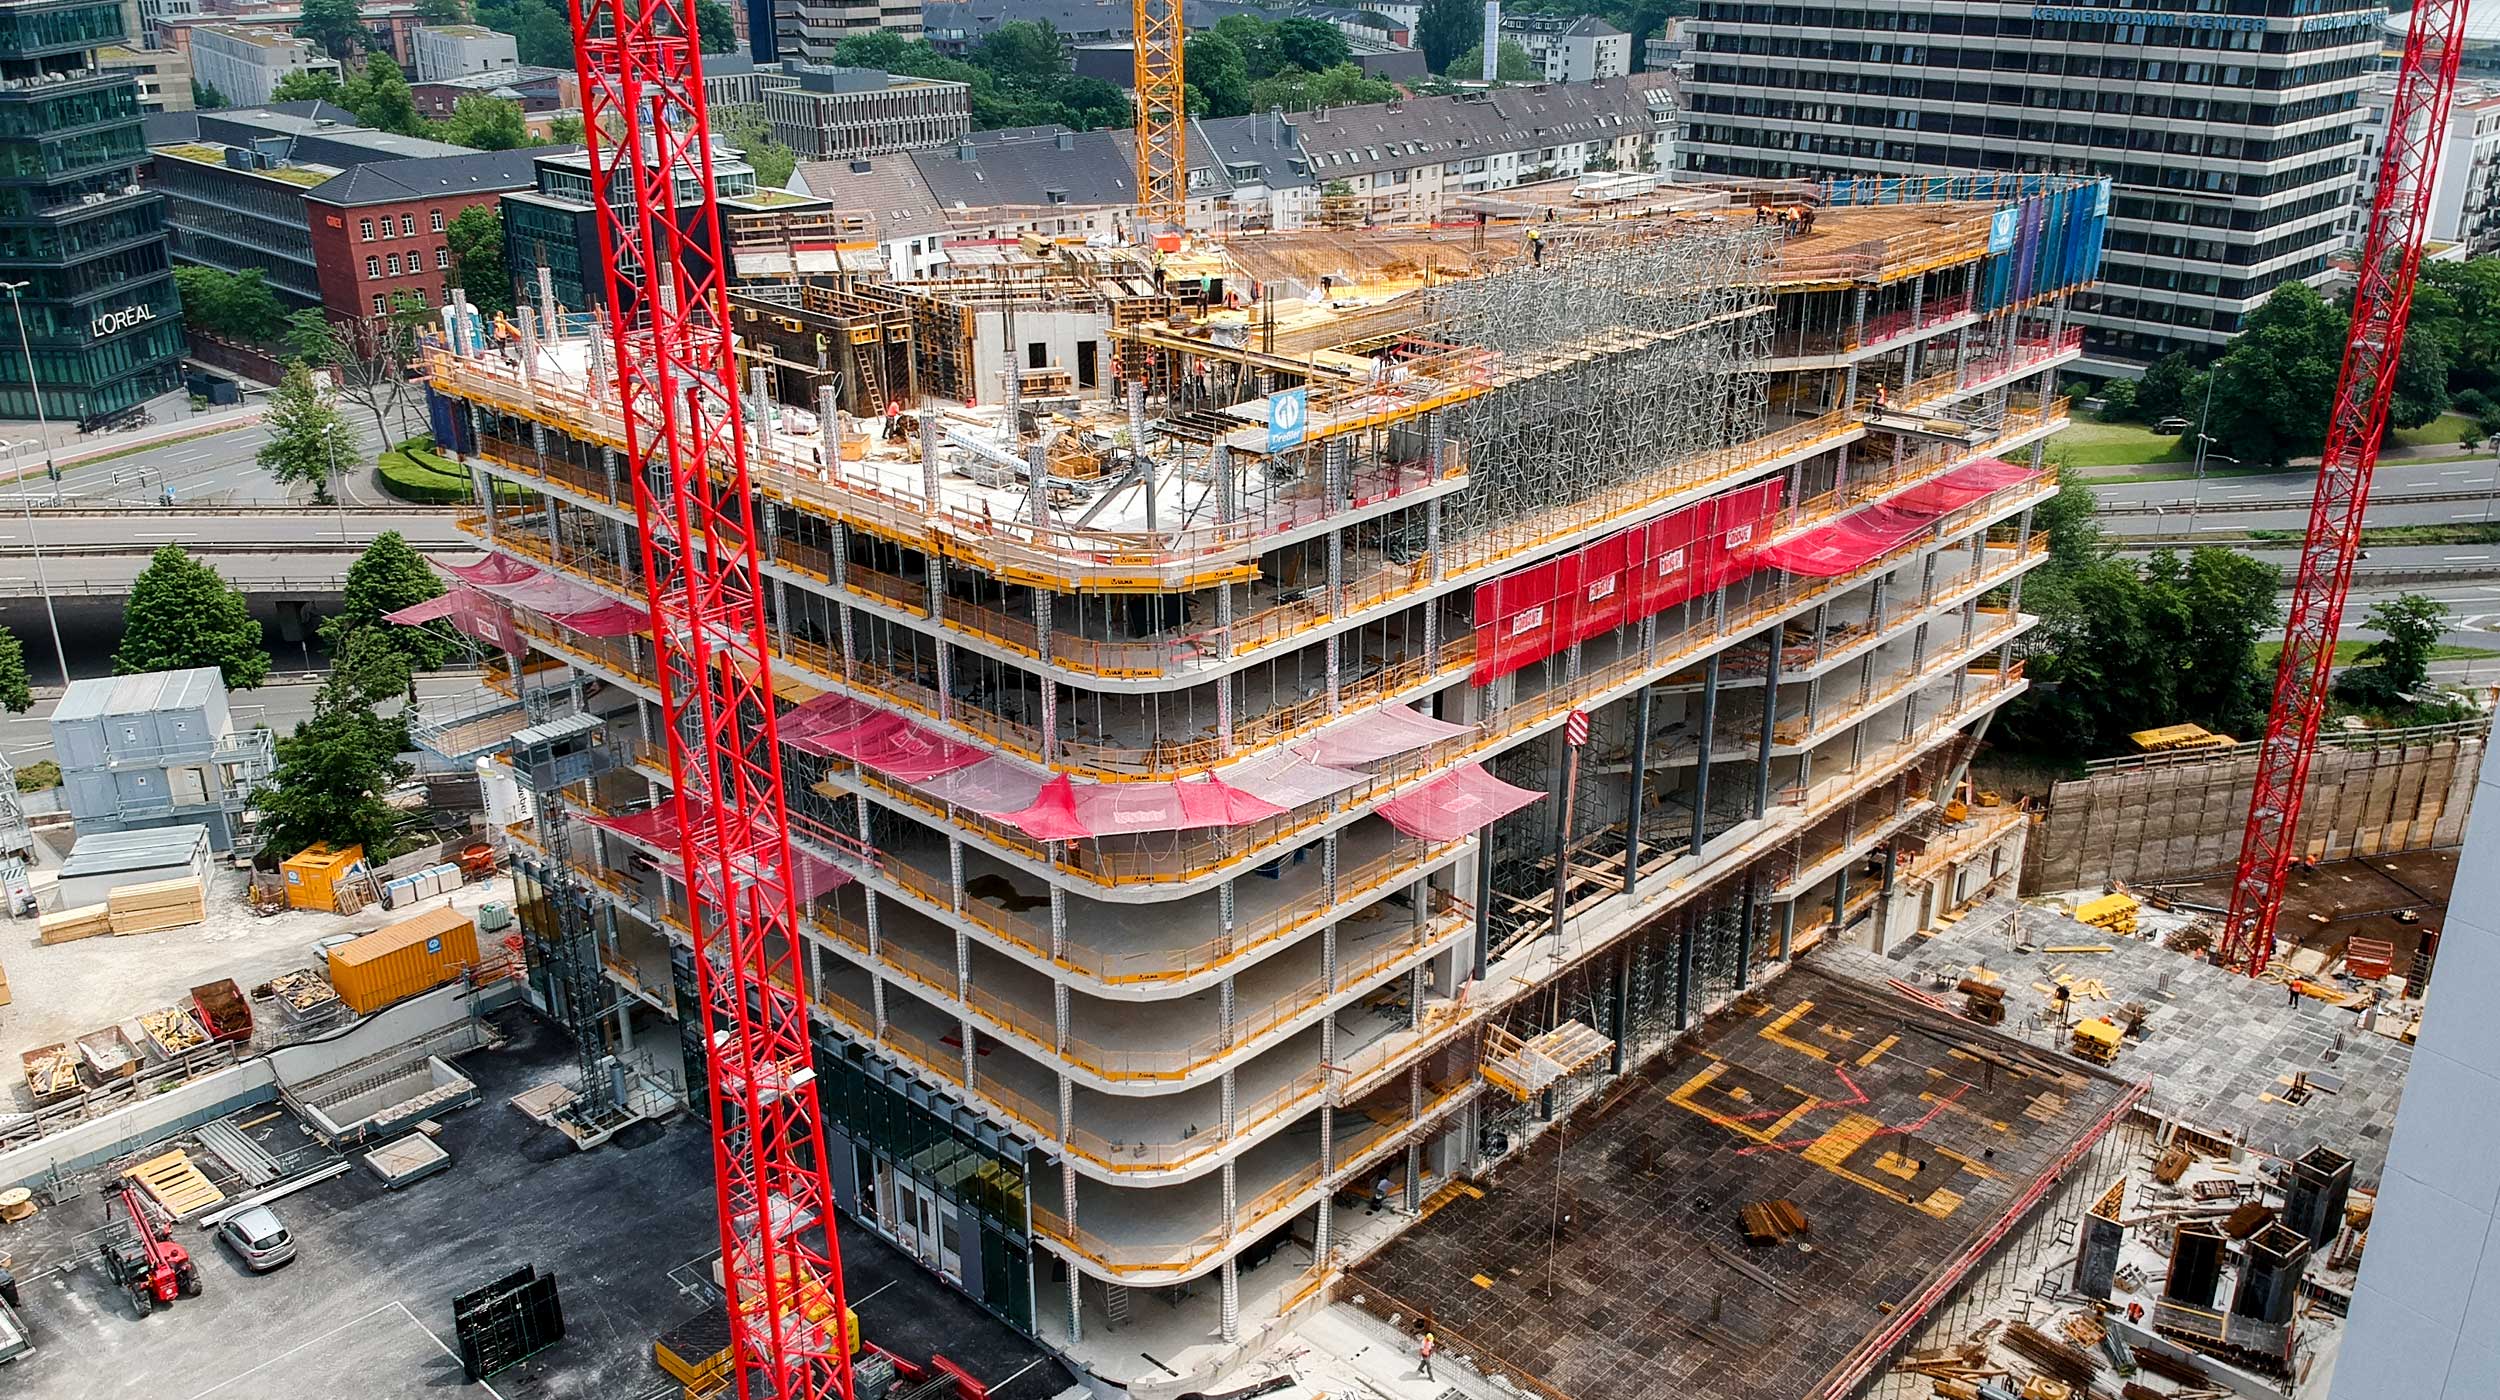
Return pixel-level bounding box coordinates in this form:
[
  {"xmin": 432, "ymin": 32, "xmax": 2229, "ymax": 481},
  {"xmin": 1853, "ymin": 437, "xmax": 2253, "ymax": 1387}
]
[
  {"xmin": 189, "ymin": 22, "xmax": 335, "ymax": 104},
  {"xmin": 1677, "ymin": 0, "xmax": 2384, "ymax": 373},
  {"xmin": 1500, "ymin": 12, "xmax": 1631, "ymax": 82},
  {"xmin": 410, "ymin": 171, "xmax": 2100, "ymax": 1389},
  {"xmin": 2348, "ymin": 74, "xmax": 2500, "ymax": 255},
  {"xmin": 409, "ymin": 23, "xmax": 517, "ymax": 83},
  {"xmin": 757, "ymin": 62, "xmax": 971, "ymax": 160}
]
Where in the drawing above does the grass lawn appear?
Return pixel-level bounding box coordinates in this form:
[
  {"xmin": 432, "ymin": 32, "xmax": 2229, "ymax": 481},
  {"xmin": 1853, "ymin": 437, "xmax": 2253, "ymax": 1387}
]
[
  {"xmin": 2390, "ymin": 411, "xmax": 2478, "ymax": 450},
  {"xmin": 2255, "ymin": 640, "xmax": 2500, "ymax": 666},
  {"xmin": 2046, "ymin": 418, "xmax": 2195, "ymax": 469}
]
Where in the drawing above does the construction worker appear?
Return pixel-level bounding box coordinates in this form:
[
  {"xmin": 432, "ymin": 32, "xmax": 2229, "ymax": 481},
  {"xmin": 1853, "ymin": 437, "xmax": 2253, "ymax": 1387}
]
[
  {"xmin": 1417, "ymin": 1329, "xmax": 1437, "ymax": 1381},
  {"xmin": 1527, "ymin": 226, "xmax": 1544, "ymax": 267},
  {"xmin": 1370, "ymin": 1174, "xmax": 1393, "ymax": 1214}
]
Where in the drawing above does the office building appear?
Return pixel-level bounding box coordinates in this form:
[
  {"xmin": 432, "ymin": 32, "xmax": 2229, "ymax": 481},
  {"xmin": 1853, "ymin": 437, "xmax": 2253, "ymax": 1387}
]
[
  {"xmin": 99, "ymin": 41, "xmax": 190, "ymax": 110},
  {"xmin": 757, "ymin": 62, "xmax": 970, "ymax": 160},
  {"xmin": 189, "ymin": 22, "xmax": 336, "ymax": 105},
  {"xmin": 500, "ymin": 142, "xmax": 756, "ymax": 314},
  {"xmin": 2348, "ymin": 74, "xmax": 2500, "ymax": 255},
  {"xmin": 1678, "ymin": 0, "xmax": 2384, "ymax": 372},
  {"xmin": 408, "ymin": 63, "xmax": 577, "ymax": 123},
  {"xmin": 413, "ymin": 171, "xmax": 2098, "ymax": 1384},
  {"xmin": 409, "ymin": 23, "xmax": 517, "ymax": 83},
  {"xmin": 303, "ymin": 147, "xmax": 549, "ymax": 320},
  {"xmin": 773, "ymin": 0, "xmax": 924, "ymax": 65},
  {"xmin": 49, "ymin": 667, "xmax": 273, "ymax": 854},
  {"xmin": 0, "ymin": 0, "xmax": 184, "ymax": 423}
]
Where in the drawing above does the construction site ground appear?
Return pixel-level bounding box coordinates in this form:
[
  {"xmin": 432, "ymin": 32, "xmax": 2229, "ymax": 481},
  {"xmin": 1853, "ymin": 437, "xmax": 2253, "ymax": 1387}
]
[
  {"xmin": 0, "ymin": 855, "xmax": 514, "ymax": 1101},
  {"xmin": 1347, "ymin": 962, "xmax": 2132, "ymax": 1400},
  {"xmin": 0, "ymin": 1009, "xmax": 1074, "ymax": 1400},
  {"xmin": 2170, "ymin": 848, "xmax": 2455, "ymax": 974},
  {"xmin": 1851, "ymin": 898, "xmax": 2417, "ymax": 1181}
]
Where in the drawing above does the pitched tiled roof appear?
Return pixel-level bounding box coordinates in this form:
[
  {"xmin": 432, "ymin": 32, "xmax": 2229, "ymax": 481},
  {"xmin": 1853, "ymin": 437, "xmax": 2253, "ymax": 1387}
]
[
  {"xmin": 791, "ymin": 153, "xmax": 953, "ymax": 240},
  {"xmin": 304, "ymin": 146, "xmax": 567, "ymax": 206},
  {"xmin": 1291, "ymin": 78, "xmax": 1657, "ymax": 181}
]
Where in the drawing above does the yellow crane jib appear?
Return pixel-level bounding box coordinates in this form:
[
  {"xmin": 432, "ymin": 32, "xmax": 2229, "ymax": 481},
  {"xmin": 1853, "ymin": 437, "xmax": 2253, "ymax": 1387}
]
[{"xmin": 1133, "ymin": 0, "xmax": 1187, "ymax": 232}]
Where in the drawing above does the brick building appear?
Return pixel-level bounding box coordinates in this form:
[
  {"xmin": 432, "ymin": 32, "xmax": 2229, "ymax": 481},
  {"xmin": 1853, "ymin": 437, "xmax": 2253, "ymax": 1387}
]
[{"xmin": 303, "ymin": 148, "xmax": 552, "ymax": 321}]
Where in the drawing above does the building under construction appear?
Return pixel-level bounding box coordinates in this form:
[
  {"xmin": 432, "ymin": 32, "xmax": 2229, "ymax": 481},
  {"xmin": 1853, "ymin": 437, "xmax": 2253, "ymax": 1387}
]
[{"xmin": 405, "ymin": 170, "xmax": 2105, "ymax": 1390}]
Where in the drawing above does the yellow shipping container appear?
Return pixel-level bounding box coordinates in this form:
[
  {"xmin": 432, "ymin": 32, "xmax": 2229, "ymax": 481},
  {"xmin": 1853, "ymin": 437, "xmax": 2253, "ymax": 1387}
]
[
  {"xmin": 281, "ymin": 843, "xmax": 366, "ymax": 912},
  {"xmin": 327, "ymin": 906, "xmax": 480, "ymax": 1014}
]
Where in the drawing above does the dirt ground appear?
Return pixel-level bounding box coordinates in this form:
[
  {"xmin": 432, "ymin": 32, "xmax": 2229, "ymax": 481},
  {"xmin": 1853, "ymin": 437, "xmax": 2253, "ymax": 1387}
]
[
  {"xmin": 2176, "ymin": 847, "xmax": 2455, "ymax": 971},
  {"xmin": 0, "ymin": 834, "xmax": 513, "ymax": 1109}
]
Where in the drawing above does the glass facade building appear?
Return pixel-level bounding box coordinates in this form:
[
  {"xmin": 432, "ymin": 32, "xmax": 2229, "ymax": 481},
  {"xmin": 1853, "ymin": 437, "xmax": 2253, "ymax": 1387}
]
[
  {"xmin": 0, "ymin": 0, "xmax": 181, "ymax": 421},
  {"xmin": 1678, "ymin": 0, "xmax": 2384, "ymax": 371}
]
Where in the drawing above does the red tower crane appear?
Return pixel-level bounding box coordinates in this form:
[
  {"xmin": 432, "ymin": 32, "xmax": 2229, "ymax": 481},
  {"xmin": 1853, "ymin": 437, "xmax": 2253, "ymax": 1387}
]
[
  {"xmin": 562, "ymin": 5, "xmax": 853, "ymax": 1398},
  {"xmin": 2222, "ymin": 0, "xmax": 2471, "ymax": 976}
]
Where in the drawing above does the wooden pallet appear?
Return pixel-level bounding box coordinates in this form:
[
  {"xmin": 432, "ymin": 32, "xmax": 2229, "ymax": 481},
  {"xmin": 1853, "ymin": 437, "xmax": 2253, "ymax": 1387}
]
[
  {"xmin": 38, "ymin": 901, "xmax": 111, "ymax": 944},
  {"xmin": 129, "ymin": 1149, "xmax": 224, "ymax": 1218}
]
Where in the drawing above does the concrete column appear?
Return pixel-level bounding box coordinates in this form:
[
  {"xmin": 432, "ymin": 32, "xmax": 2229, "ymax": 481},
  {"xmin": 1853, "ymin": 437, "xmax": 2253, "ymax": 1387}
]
[
  {"xmin": 1217, "ymin": 880, "xmax": 1238, "ymax": 959},
  {"xmin": 1220, "ymin": 1258, "xmax": 1240, "ymax": 1343},
  {"xmin": 1624, "ymin": 685, "xmax": 1651, "ymax": 899},
  {"xmin": 1472, "ymin": 827, "xmax": 1494, "ymax": 978},
  {"xmin": 1902, "ymin": 277, "xmax": 1926, "ymax": 386},
  {"xmin": 1220, "ymin": 976, "xmax": 1238, "ymax": 1047},
  {"xmin": 1611, "ymin": 945, "xmax": 1631, "ymax": 1073},
  {"xmin": 1753, "ymin": 631, "xmax": 1783, "ymax": 818},
  {"xmin": 1690, "ymin": 656, "xmax": 1720, "ymax": 857},
  {"xmin": 1405, "ymin": 1141, "xmax": 1423, "ymax": 1212},
  {"xmin": 1736, "ymin": 878, "xmax": 1759, "ymax": 988},
  {"xmin": 1779, "ymin": 897, "xmax": 1796, "ymax": 961},
  {"xmin": 1035, "ymin": 591, "xmax": 1059, "ymax": 762},
  {"xmin": 1675, "ymin": 917, "xmax": 1695, "ymax": 1030}
]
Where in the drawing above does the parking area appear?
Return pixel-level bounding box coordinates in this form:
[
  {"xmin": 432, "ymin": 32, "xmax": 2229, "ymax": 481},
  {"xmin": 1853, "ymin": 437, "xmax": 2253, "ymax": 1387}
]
[{"xmin": 0, "ymin": 1009, "xmax": 1072, "ymax": 1400}]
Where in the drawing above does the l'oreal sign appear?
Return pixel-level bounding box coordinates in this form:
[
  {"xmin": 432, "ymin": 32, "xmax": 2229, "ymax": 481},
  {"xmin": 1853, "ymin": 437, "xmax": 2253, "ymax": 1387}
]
[{"xmin": 92, "ymin": 304, "xmax": 156, "ymax": 338}]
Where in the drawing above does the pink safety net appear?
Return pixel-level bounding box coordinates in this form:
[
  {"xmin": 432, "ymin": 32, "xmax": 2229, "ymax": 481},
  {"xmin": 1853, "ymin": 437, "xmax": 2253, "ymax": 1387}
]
[
  {"xmin": 798, "ymin": 710, "xmax": 988, "ymax": 782},
  {"xmin": 1375, "ymin": 763, "xmax": 1547, "ymax": 841},
  {"xmin": 778, "ymin": 694, "xmax": 881, "ymax": 747},
  {"xmin": 384, "ymin": 594, "xmax": 463, "ymax": 625},
  {"xmin": 1761, "ymin": 459, "xmax": 2039, "ymax": 578},
  {"xmin": 1221, "ymin": 751, "xmax": 1373, "ymax": 808},
  {"xmin": 444, "ymin": 555, "xmax": 539, "ymax": 587},
  {"xmin": 1893, "ymin": 457, "xmax": 2033, "ymax": 514},
  {"xmin": 1293, "ymin": 701, "xmax": 1473, "ymax": 767},
  {"xmin": 996, "ymin": 773, "xmax": 1290, "ymax": 842},
  {"xmin": 915, "ymin": 757, "xmax": 1051, "ymax": 814},
  {"xmin": 585, "ymin": 799, "xmax": 854, "ymax": 898}
]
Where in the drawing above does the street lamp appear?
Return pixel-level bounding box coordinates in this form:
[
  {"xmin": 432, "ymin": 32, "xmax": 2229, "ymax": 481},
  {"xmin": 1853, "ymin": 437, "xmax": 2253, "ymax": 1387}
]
[
  {"xmin": 319, "ymin": 419, "xmax": 352, "ymax": 545},
  {"xmin": 0, "ymin": 281, "xmax": 59, "ymax": 505},
  {"xmin": 6, "ymin": 437, "xmax": 68, "ymax": 687}
]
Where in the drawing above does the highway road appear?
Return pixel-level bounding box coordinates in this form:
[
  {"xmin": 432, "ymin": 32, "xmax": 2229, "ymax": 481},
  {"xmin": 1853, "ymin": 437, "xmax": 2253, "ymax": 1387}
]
[
  {"xmin": 2094, "ymin": 456, "xmax": 2500, "ymax": 536},
  {"xmin": 0, "ymin": 509, "xmax": 472, "ymax": 597},
  {"xmin": 3, "ymin": 405, "xmax": 419, "ymax": 508}
]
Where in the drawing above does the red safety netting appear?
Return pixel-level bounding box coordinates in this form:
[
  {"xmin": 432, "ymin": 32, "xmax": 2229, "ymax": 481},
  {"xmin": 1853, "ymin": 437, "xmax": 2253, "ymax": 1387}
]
[
  {"xmin": 1221, "ymin": 751, "xmax": 1373, "ymax": 807},
  {"xmin": 1376, "ymin": 763, "xmax": 1547, "ymax": 841},
  {"xmin": 779, "ymin": 694, "xmax": 882, "ymax": 746},
  {"xmin": 1001, "ymin": 775, "xmax": 1089, "ymax": 841},
  {"xmin": 1472, "ymin": 476, "xmax": 1789, "ymax": 684},
  {"xmin": 796, "ymin": 711, "xmax": 988, "ymax": 782},
  {"xmin": 916, "ymin": 757, "xmax": 1051, "ymax": 814},
  {"xmin": 1294, "ymin": 701, "xmax": 1473, "ymax": 767},
  {"xmin": 384, "ymin": 594, "xmax": 463, "ymax": 624},
  {"xmin": 582, "ymin": 801, "xmax": 688, "ymax": 845},
  {"xmin": 997, "ymin": 772, "xmax": 1289, "ymax": 841},
  {"xmin": 1893, "ymin": 457, "xmax": 2032, "ymax": 514},
  {"xmin": 444, "ymin": 555, "xmax": 539, "ymax": 587},
  {"xmin": 556, "ymin": 602, "xmax": 652, "ymax": 637},
  {"xmin": 1760, "ymin": 460, "xmax": 2036, "ymax": 578}
]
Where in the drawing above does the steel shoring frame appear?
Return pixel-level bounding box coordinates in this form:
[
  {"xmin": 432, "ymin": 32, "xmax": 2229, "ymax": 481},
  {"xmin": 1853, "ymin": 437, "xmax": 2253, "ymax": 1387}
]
[
  {"xmin": 564, "ymin": 1, "xmax": 853, "ymax": 1396},
  {"xmin": 2222, "ymin": 0, "xmax": 2470, "ymax": 975}
]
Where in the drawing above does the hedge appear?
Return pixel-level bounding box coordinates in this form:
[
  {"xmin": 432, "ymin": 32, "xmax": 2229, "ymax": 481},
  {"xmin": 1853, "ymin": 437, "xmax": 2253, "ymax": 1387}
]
[{"xmin": 375, "ymin": 436, "xmax": 528, "ymax": 504}]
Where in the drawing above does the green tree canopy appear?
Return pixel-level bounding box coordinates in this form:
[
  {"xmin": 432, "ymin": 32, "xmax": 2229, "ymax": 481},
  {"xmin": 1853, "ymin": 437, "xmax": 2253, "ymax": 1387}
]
[
  {"xmin": 970, "ymin": 20, "xmax": 1068, "ymax": 85},
  {"xmin": 321, "ymin": 530, "xmax": 454, "ymax": 669},
  {"xmin": 1186, "ymin": 32, "xmax": 1253, "ymax": 117},
  {"xmin": 1269, "ymin": 17, "xmax": 1353, "ymax": 73},
  {"xmin": 1248, "ymin": 63, "xmax": 1397, "ymax": 112},
  {"xmin": 2337, "ymin": 593, "xmax": 2451, "ymax": 709},
  {"xmin": 446, "ymin": 205, "xmax": 514, "ymax": 315},
  {"xmin": 172, "ymin": 267, "xmax": 289, "ymax": 344},
  {"xmin": 1416, "ymin": 0, "xmax": 1477, "ymax": 72},
  {"xmin": 115, "ymin": 548, "xmax": 270, "ymax": 689},
  {"xmin": 2205, "ymin": 281, "xmax": 2449, "ymax": 466},
  {"xmin": 1452, "ymin": 39, "xmax": 1540, "ymax": 81},
  {"xmin": 435, "ymin": 94, "xmax": 532, "ymax": 150},
  {"xmin": 192, "ymin": 79, "xmax": 230, "ymax": 110},
  {"xmin": 297, "ymin": 0, "xmax": 367, "ymax": 59},
  {"xmin": 828, "ymin": 32, "xmax": 982, "ymax": 84},
  {"xmin": 718, "ymin": 107, "xmax": 797, "ymax": 188},
  {"xmin": 257, "ymin": 670, "xmax": 412, "ymax": 858},
  {"xmin": 269, "ymin": 69, "xmax": 344, "ymax": 105},
  {"xmin": 416, "ymin": 0, "xmax": 471, "ymax": 22},
  {"xmin": 696, "ymin": 0, "xmax": 738, "ymax": 53},
  {"xmin": 472, "ymin": 0, "xmax": 576, "ymax": 66},
  {"xmin": 258, "ymin": 362, "xmax": 360, "ymax": 504},
  {"xmin": 0, "ymin": 627, "xmax": 28, "ymax": 714},
  {"xmin": 548, "ymin": 114, "xmax": 585, "ymax": 143},
  {"xmin": 342, "ymin": 54, "xmax": 427, "ymax": 135}
]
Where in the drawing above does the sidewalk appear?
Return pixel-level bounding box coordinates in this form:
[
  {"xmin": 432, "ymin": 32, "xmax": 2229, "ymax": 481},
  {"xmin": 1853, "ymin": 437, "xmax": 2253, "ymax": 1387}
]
[
  {"xmin": 0, "ymin": 402, "xmax": 266, "ymax": 482},
  {"xmin": 2067, "ymin": 434, "xmax": 2488, "ymax": 481}
]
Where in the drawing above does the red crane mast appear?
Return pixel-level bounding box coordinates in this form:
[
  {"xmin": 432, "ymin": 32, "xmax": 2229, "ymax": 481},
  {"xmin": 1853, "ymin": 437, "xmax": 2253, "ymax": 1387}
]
[
  {"xmin": 562, "ymin": 4, "xmax": 854, "ymax": 1397},
  {"xmin": 2222, "ymin": 0, "xmax": 2470, "ymax": 974}
]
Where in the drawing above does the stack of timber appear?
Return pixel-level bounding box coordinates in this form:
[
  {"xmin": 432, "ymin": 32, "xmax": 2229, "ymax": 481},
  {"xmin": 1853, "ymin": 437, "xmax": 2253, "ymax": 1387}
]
[
  {"xmin": 21, "ymin": 1044, "xmax": 78, "ymax": 1103},
  {"xmin": 37, "ymin": 902, "xmax": 112, "ymax": 944},
  {"xmin": 139, "ymin": 1005, "xmax": 210, "ymax": 1058},
  {"xmin": 107, "ymin": 876, "xmax": 205, "ymax": 936}
]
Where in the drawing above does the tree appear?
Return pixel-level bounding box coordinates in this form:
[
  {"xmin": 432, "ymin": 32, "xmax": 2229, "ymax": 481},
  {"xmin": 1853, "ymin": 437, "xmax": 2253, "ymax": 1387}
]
[
  {"xmin": 270, "ymin": 69, "xmax": 344, "ymax": 105},
  {"xmin": 285, "ymin": 299, "xmax": 430, "ymax": 446},
  {"xmin": 321, "ymin": 530, "xmax": 456, "ymax": 671},
  {"xmin": 172, "ymin": 267, "xmax": 289, "ymax": 343},
  {"xmin": 1186, "ymin": 32, "xmax": 1253, "ymax": 118},
  {"xmin": 259, "ymin": 362, "xmax": 361, "ymax": 504},
  {"xmin": 115, "ymin": 548, "xmax": 270, "ymax": 689},
  {"xmin": 256, "ymin": 669, "xmax": 413, "ymax": 859},
  {"xmin": 2206, "ymin": 281, "xmax": 2450, "ymax": 466},
  {"xmin": 2095, "ymin": 377, "xmax": 2138, "ymax": 421},
  {"xmin": 1452, "ymin": 39, "xmax": 1540, "ymax": 81},
  {"xmin": 2337, "ymin": 593, "xmax": 2451, "ymax": 708},
  {"xmin": 435, "ymin": 93, "xmax": 531, "ymax": 150},
  {"xmin": 2132, "ymin": 350, "xmax": 2207, "ymax": 425},
  {"xmin": 0, "ymin": 627, "xmax": 28, "ymax": 714},
  {"xmin": 970, "ymin": 21, "xmax": 1068, "ymax": 86},
  {"xmin": 718, "ymin": 107, "xmax": 797, "ymax": 189},
  {"xmin": 829, "ymin": 32, "xmax": 982, "ymax": 85},
  {"xmin": 2162, "ymin": 547, "xmax": 2282, "ymax": 739},
  {"xmin": 192, "ymin": 79, "xmax": 230, "ymax": 110},
  {"xmin": 446, "ymin": 205, "xmax": 514, "ymax": 314},
  {"xmin": 696, "ymin": 0, "xmax": 738, "ymax": 53},
  {"xmin": 1417, "ymin": 0, "xmax": 1477, "ymax": 73},
  {"xmin": 1269, "ymin": 17, "xmax": 1352, "ymax": 74},
  {"xmin": 341, "ymin": 54, "xmax": 426, "ymax": 136},
  {"xmin": 548, "ymin": 114, "xmax": 585, "ymax": 143},
  {"xmin": 1249, "ymin": 63, "xmax": 1396, "ymax": 112},
  {"xmin": 297, "ymin": 0, "xmax": 367, "ymax": 60},
  {"xmin": 416, "ymin": 0, "xmax": 471, "ymax": 22}
]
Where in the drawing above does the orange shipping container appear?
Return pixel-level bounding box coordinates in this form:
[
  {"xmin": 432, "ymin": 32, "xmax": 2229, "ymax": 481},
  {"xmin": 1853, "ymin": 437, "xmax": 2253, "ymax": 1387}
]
[
  {"xmin": 326, "ymin": 906, "xmax": 480, "ymax": 1014},
  {"xmin": 281, "ymin": 842, "xmax": 366, "ymax": 912}
]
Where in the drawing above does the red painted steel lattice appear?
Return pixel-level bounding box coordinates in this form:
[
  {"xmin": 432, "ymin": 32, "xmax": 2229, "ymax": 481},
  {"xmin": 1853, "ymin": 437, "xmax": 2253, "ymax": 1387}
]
[
  {"xmin": 2222, "ymin": 0, "xmax": 2470, "ymax": 975},
  {"xmin": 563, "ymin": 4, "xmax": 854, "ymax": 1396}
]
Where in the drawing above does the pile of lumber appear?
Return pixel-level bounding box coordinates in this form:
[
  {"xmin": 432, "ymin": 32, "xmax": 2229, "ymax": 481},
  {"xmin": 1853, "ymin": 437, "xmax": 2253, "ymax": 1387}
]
[
  {"xmin": 22, "ymin": 1044, "xmax": 78, "ymax": 1099},
  {"xmin": 107, "ymin": 877, "xmax": 205, "ymax": 936},
  {"xmin": 139, "ymin": 1005, "xmax": 209, "ymax": 1057},
  {"xmin": 263, "ymin": 968, "xmax": 342, "ymax": 1018},
  {"xmin": 1739, "ymin": 1198, "xmax": 1810, "ymax": 1245},
  {"xmin": 37, "ymin": 902, "xmax": 112, "ymax": 944}
]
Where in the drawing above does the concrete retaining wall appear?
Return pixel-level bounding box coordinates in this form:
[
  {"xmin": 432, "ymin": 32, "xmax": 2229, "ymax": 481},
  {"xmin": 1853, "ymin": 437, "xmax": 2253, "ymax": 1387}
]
[{"xmin": 2024, "ymin": 726, "xmax": 2483, "ymax": 893}]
